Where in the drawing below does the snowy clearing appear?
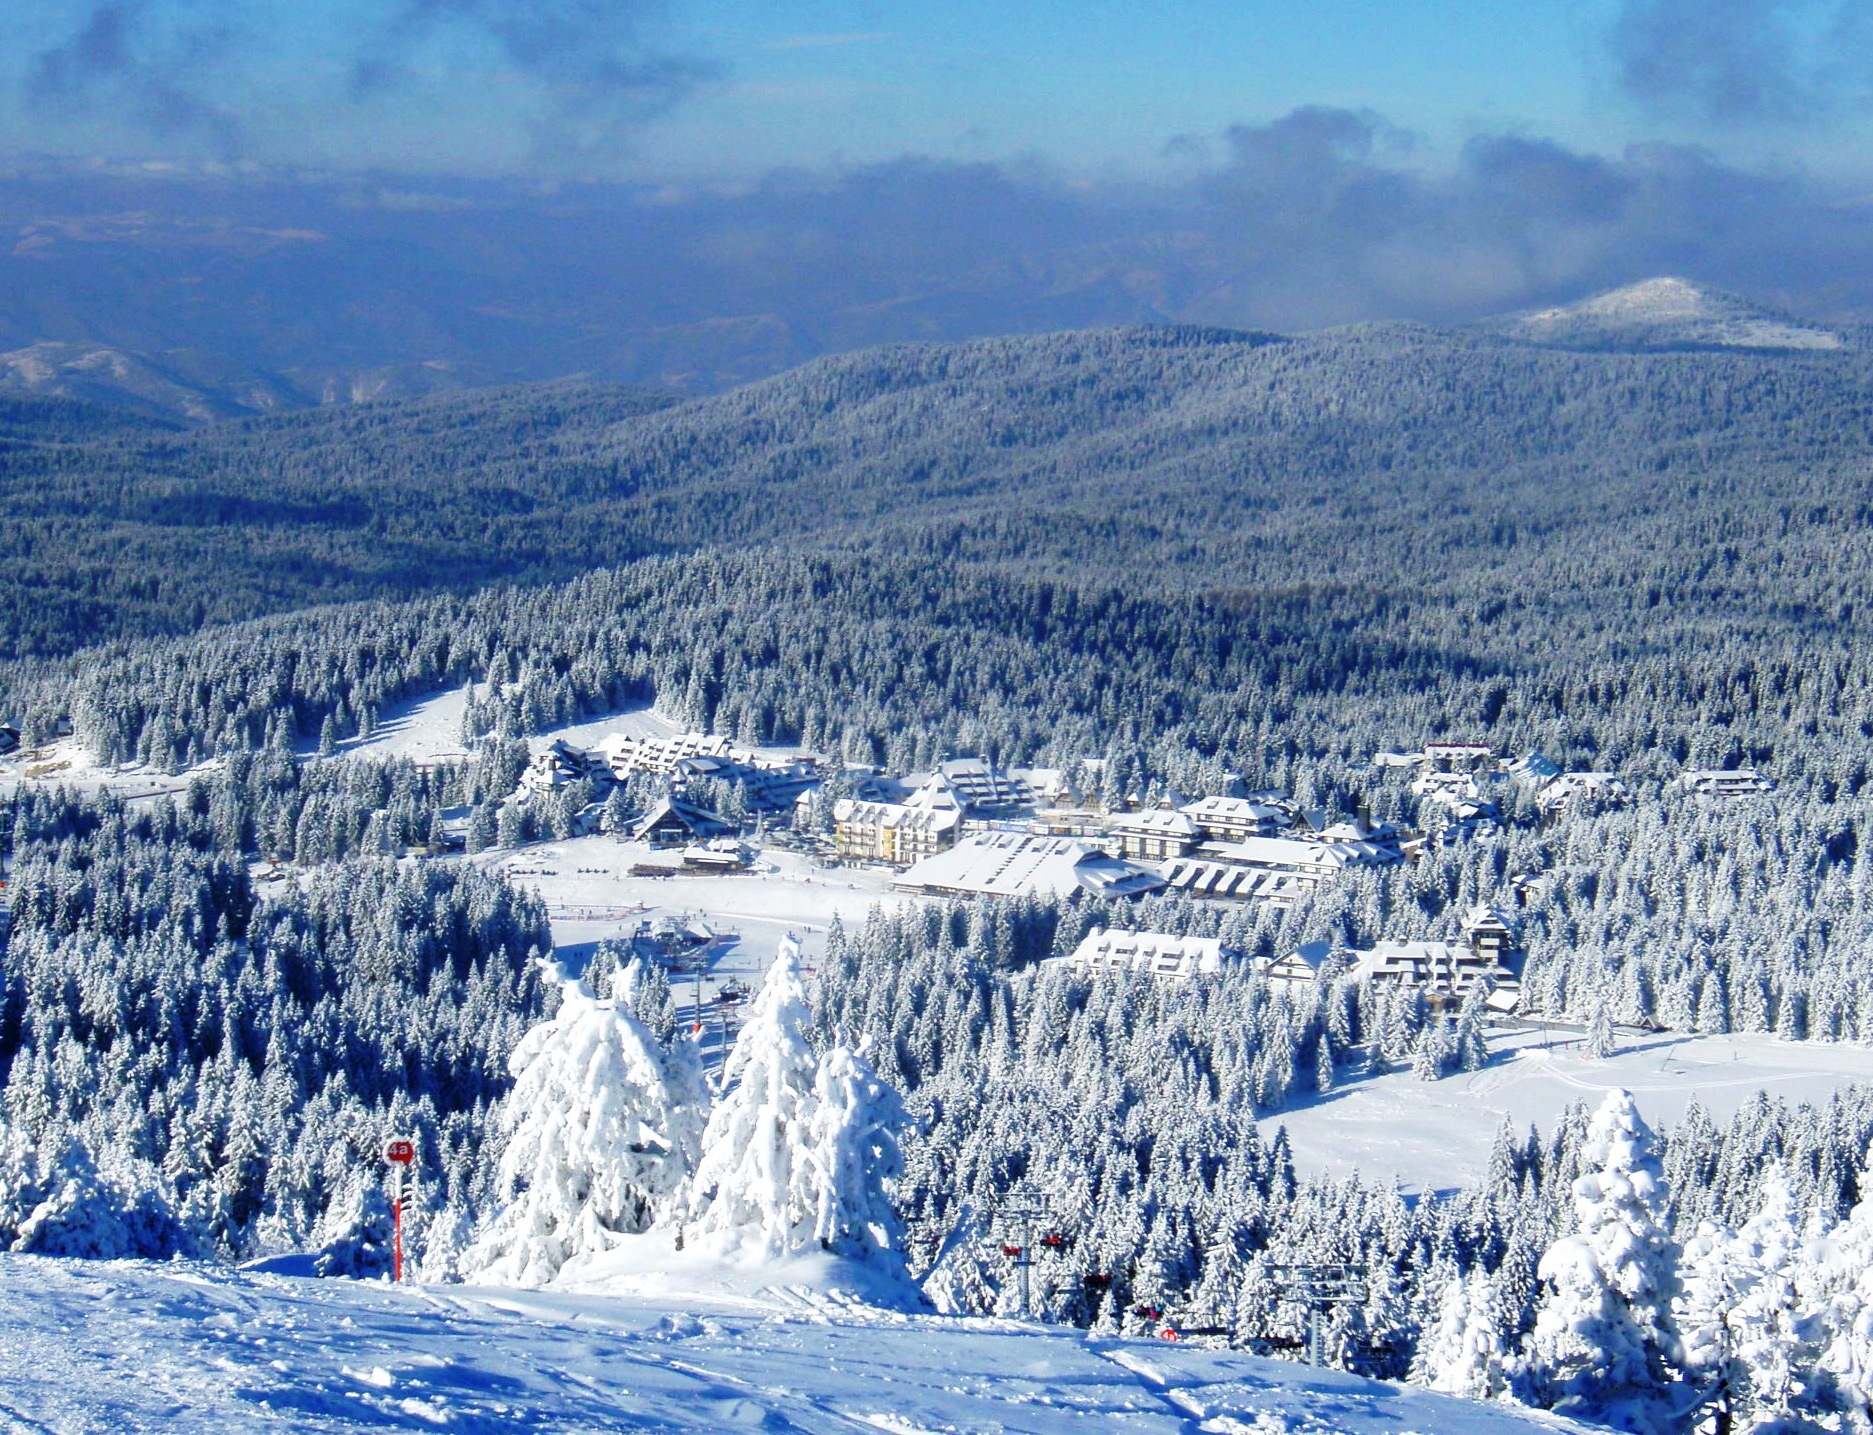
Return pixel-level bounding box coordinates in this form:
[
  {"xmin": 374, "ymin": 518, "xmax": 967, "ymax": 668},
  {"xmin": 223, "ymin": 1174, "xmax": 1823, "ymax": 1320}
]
[
  {"xmin": 481, "ymin": 834, "xmax": 910, "ymax": 977},
  {"xmin": 0, "ymin": 1255, "xmax": 1589, "ymax": 1434},
  {"xmin": 1268, "ymin": 1024, "xmax": 1873, "ymax": 1193}
]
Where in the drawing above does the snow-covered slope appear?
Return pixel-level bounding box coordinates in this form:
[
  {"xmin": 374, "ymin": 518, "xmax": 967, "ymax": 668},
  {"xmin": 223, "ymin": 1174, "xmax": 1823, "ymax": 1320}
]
[
  {"xmin": 0, "ymin": 340, "xmax": 496, "ymax": 425},
  {"xmin": 1494, "ymin": 276, "xmax": 1845, "ymax": 352},
  {"xmin": 0, "ymin": 1255, "xmax": 1588, "ymax": 1434}
]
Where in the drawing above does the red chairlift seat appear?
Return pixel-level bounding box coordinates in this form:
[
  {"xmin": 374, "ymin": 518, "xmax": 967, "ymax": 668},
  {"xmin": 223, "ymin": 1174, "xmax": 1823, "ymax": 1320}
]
[{"xmin": 1001, "ymin": 1244, "xmax": 1023, "ymax": 1258}]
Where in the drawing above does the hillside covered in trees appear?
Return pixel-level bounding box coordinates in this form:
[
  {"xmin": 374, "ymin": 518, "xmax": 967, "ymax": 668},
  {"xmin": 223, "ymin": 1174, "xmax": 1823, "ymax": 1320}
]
[{"xmin": 0, "ymin": 319, "xmax": 1869, "ymax": 660}]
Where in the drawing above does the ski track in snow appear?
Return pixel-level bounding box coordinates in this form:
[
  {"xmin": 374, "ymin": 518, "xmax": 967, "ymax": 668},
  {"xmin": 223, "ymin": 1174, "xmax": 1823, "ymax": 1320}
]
[{"xmin": 0, "ymin": 1256, "xmax": 1591, "ymax": 1434}]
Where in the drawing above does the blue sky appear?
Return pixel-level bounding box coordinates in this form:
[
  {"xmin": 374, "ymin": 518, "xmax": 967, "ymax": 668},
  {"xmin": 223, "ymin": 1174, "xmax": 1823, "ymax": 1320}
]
[
  {"xmin": 660, "ymin": 1, "xmax": 1600, "ymax": 173},
  {"xmin": 3, "ymin": 0, "xmax": 1869, "ymax": 181}
]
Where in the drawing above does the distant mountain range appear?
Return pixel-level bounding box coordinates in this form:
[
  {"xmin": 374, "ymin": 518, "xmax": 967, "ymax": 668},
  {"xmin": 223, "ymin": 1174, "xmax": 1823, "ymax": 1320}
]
[
  {"xmin": 2, "ymin": 277, "xmax": 1856, "ymax": 427},
  {"xmin": 0, "ymin": 341, "xmax": 509, "ymax": 425}
]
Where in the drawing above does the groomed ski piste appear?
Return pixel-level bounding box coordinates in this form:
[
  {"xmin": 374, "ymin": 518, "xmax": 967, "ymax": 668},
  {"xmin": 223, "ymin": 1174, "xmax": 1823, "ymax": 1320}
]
[{"xmin": 0, "ymin": 1251, "xmax": 1591, "ymax": 1434}]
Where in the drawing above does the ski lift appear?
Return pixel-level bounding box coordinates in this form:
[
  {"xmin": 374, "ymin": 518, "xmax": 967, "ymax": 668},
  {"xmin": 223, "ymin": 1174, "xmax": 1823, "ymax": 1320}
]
[
  {"xmin": 1040, "ymin": 1232, "xmax": 1070, "ymax": 1250},
  {"xmin": 1082, "ymin": 1273, "xmax": 1112, "ymax": 1291},
  {"xmin": 1001, "ymin": 1244, "xmax": 1023, "ymax": 1258},
  {"xmin": 1132, "ymin": 1304, "xmax": 1162, "ymax": 1321}
]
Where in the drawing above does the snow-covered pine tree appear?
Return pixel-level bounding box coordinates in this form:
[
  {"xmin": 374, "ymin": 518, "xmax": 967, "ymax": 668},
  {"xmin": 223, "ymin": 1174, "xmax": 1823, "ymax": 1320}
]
[
  {"xmin": 1676, "ymin": 1220, "xmax": 1751, "ymax": 1433},
  {"xmin": 1415, "ymin": 1265, "xmax": 1507, "ymax": 1400},
  {"xmin": 1521, "ymin": 1088, "xmax": 1681, "ymax": 1433},
  {"xmin": 465, "ymin": 974, "xmax": 704, "ymax": 1288},
  {"xmin": 682, "ymin": 937, "xmax": 823, "ymax": 1259},
  {"xmin": 1817, "ymin": 1147, "xmax": 1873, "ymax": 1418},
  {"xmin": 804, "ymin": 1043, "xmax": 908, "ymax": 1266},
  {"xmin": 1587, "ymin": 992, "xmax": 1617, "ymax": 1060},
  {"xmin": 1724, "ymin": 1163, "xmax": 1816, "ymax": 1427}
]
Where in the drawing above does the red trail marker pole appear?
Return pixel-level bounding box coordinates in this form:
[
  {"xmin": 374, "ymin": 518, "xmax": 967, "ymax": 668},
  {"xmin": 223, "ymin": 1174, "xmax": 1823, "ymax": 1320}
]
[{"xmin": 384, "ymin": 1138, "xmax": 415, "ymax": 1283}]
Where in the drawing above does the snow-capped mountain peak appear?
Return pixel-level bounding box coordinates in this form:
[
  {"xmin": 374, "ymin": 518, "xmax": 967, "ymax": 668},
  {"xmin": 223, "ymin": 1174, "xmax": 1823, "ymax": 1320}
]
[{"xmin": 1494, "ymin": 276, "xmax": 1844, "ymax": 352}]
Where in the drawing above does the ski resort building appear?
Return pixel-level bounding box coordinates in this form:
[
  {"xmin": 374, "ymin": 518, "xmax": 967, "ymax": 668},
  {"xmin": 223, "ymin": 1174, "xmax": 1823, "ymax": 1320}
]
[
  {"xmin": 1179, "ymin": 795, "xmax": 1292, "ymax": 842},
  {"xmin": 1159, "ymin": 862, "xmax": 1310, "ymax": 907},
  {"xmin": 1412, "ymin": 770, "xmax": 1482, "ymax": 810},
  {"xmin": 921, "ymin": 759, "xmax": 1037, "ymax": 819},
  {"xmin": 1159, "ymin": 831, "xmax": 1400, "ymax": 908},
  {"xmin": 1461, "ymin": 905, "xmax": 1518, "ymax": 962},
  {"xmin": 634, "ymin": 797, "xmax": 734, "ymax": 846},
  {"xmin": 1103, "ymin": 807, "xmax": 1200, "ymax": 860},
  {"xmin": 1680, "ymin": 769, "xmax": 1776, "ymax": 796},
  {"xmin": 1434, "ymin": 800, "xmax": 1503, "ymax": 846},
  {"xmin": 520, "ymin": 739, "xmax": 614, "ymax": 793},
  {"xmin": 596, "ymin": 731, "xmax": 738, "ymax": 776},
  {"xmin": 1503, "ymin": 752, "xmax": 1563, "ymax": 787},
  {"xmin": 894, "ymin": 833, "xmax": 1164, "ymax": 901},
  {"xmin": 1536, "ymin": 771, "xmax": 1631, "ymax": 813},
  {"xmin": 1349, "ymin": 940, "xmax": 1515, "ymax": 995},
  {"xmin": 1422, "ymin": 742, "xmax": 1497, "ymax": 771},
  {"xmin": 1260, "ymin": 940, "xmax": 1338, "ymax": 985},
  {"xmin": 1063, "ymin": 927, "xmax": 1239, "ymax": 979},
  {"xmin": 831, "ymin": 798, "xmax": 961, "ymax": 866}
]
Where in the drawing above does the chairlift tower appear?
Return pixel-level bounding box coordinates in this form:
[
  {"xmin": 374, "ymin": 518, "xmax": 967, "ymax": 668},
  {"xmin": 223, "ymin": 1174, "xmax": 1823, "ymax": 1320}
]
[
  {"xmin": 1266, "ymin": 1261, "xmax": 1368, "ymax": 1368},
  {"xmin": 996, "ymin": 1182, "xmax": 1055, "ymax": 1320}
]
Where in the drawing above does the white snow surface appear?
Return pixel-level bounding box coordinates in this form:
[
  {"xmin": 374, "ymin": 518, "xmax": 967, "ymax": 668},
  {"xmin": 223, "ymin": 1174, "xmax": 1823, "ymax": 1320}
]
[
  {"xmin": 1266, "ymin": 1024, "xmax": 1873, "ymax": 1193},
  {"xmin": 0, "ymin": 1254, "xmax": 1593, "ymax": 1434},
  {"xmin": 1507, "ymin": 277, "xmax": 1843, "ymax": 351}
]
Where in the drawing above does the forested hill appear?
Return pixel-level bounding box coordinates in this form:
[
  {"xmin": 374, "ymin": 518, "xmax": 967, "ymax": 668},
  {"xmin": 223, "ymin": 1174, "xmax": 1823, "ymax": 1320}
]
[{"xmin": 2, "ymin": 320, "xmax": 1872, "ymax": 658}]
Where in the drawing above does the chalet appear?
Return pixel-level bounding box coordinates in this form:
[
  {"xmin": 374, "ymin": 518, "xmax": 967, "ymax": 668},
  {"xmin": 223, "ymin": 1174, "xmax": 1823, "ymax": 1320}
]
[
  {"xmin": 1104, "ymin": 807, "xmax": 1200, "ymax": 860},
  {"xmin": 832, "ymin": 798, "xmax": 961, "ymax": 866},
  {"xmin": 1261, "ymin": 939, "xmax": 1339, "ymax": 985},
  {"xmin": 1179, "ymin": 795, "xmax": 1291, "ymax": 842},
  {"xmin": 1536, "ymin": 772, "xmax": 1630, "ymax": 814},
  {"xmin": 1309, "ymin": 811, "xmax": 1409, "ymax": 854},
  {"xmin": 1681, "ymin": 769, "xmax": 1776, "ymax": 797},
  {"xmin": 1461, "ymin": 904, "xmax": 1518, "ymax": 963},
  {"xmin": 1012, "ymin": 767, "xmax": 1075, "ymax": 807},
  {"xmin": 634, "ymin": 796, "xmax": 734, "ymax": 847},
  {"xmin": 1435, "ymin": 800, "xmax": 1502, "ymax": 846},
  {"xmin": 681, "ymin": 842, "xmax": 751, "ymax": 872},
  {"xmin": 1205, "ymin": 833, "xmax": 1402, "ymax": 883},
  {"xmin": 895, "ymin": 833, "xmax": 1164, "ymax": 901},
  {"xmin": 1064, "ymin": 927, "xmax": 1238, "ymax": 979}
]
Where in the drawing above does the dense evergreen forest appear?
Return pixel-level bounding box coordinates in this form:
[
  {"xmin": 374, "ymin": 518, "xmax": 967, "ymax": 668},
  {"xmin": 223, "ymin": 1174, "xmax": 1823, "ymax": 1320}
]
[{"xmin": 0, "ymin": 321, "xmax": 1870, "ymax": 659}]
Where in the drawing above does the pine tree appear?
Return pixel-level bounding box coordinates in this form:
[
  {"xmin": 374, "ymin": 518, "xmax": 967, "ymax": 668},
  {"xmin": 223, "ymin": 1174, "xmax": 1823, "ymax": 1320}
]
[
  {"xmin": 1522, "ymin": 1089, "xmax": 1680, "ymax": 1433},
  {"xmin": 465, "ymin": 976, "xmax": 704, "ymax": 1287},
  {"xmin": 1676, "ymin": 1221, "xmax": 1751, "ymax": 1433},
  {"xmin": 1587, "ymin": 992, "xmax": 1617, "ymax": 1060},
  {"xmin": 682, "ymin": 937, "xmax": 823, "ymax": 1258},
  {"xmin": 1725, "ymin": 1164, "xmax": 1814, "ymax": 1426},
  {"xmin": 1416, "ymin": 1266, "xmax": 1507, "ymax": 1400},
  {"xmin": 804, "ymin": 1044, "xmax": 908, "ymax": 1267}
]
